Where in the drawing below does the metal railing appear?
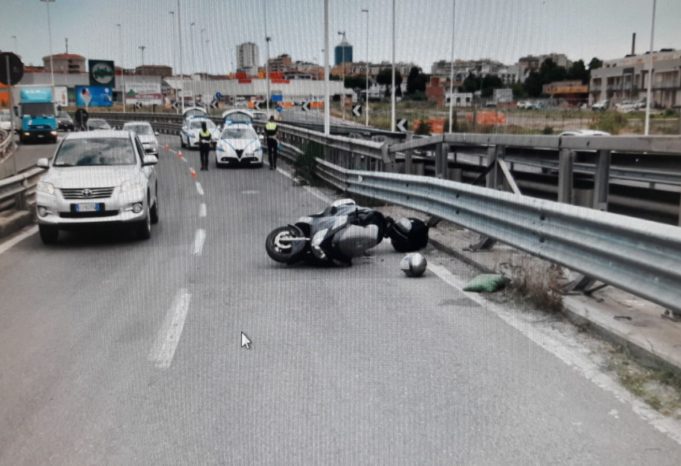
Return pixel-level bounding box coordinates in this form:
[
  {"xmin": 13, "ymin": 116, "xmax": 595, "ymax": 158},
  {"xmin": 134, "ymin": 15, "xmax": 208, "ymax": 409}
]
[
  {"xmin": 311, "ymin": 160, "xmax": 681, "ymax": 315},
  {"xmin": 0, "ymin": 167, "xmax": 44, "ymax": 215}
]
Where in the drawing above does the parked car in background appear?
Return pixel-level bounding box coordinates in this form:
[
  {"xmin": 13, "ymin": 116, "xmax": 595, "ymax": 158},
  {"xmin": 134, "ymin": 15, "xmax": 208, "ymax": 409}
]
[
  {"xmin": 87, "ymin": 118, "xmax": 112, "ymax": 131},
  {"xmin": 35, "ymin": 130, "xmax": 159, "ymax": 244},
  {"xmin": 591, "ymin": 100, "xmax": 609, "ymax": 111},
  {"xmin": 56, "ymin": 111, "xmax": 75, "ymax": 131},
  {"xmin": 559, "ymin": 129, "xmax": 611, "ymax": 137},
  {"xmin": 123, "ymin": 121, "xmax": 159, "ymax": 155},
  {"xmin": 615, "ymin": 99, "xmax": 646, "ymax": 113},
  {"xmin": 0, "ymin": 110, "xmax": 12, "ymax": 131}
]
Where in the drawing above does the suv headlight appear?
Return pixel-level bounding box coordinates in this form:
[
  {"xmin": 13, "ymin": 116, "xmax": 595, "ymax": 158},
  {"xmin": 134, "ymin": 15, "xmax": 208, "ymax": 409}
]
[
  {"xmin": 120, "ymin": 179, "xmax": 144, "ymax": 193},
  {"xmin": 37, "ymin": 181, "xmax": 55, "ymax": 195}
]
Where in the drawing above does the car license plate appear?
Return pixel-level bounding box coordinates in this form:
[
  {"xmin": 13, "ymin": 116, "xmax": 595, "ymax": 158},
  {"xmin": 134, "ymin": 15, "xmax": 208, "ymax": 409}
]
[{"xmin": 73, "ymin": 203, "xmax": 102, "ymax": 212}]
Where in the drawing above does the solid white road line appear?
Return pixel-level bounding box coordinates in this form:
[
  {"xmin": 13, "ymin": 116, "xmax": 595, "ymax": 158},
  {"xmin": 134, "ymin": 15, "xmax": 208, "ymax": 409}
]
[
  {"xmin": 275, "ymin": 165, "xmax": 331, "ymax": 203},
  {"xmin": 148, "ymin": 288, "xmax": 192, "ymax": 369},
  {"xmin": 195, "ymin": 182, "xmax": 204, "ymax": 196},
  {"xmin": 199, "ymin": 203, "xmax": 207, "ymax": 217},
  {"xmin": 0, "ymin": 225, "xmax": 38, "ymax": 256},
  {"xmin": 192, "ymin": 228, "xmax": 206, "ymax": 256},
  {"xmin": 427, "ymin": 262, "xmax": 681, "ymax": 446}
]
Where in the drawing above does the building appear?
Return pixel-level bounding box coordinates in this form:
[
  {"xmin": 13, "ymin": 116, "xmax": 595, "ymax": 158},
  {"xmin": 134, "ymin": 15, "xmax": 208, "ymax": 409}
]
[
  {"xmin": 542, "ymin": 80, "xmax": 588, "ymax": 105},
  {"xmin": 267, "ymin": 54, "xmax": 293, "ymax": 73},
  {"xmin": 430, "ymin": 59, "xmax": 519, "ymax": 85},
  {"xmin": 135, "ymin": 65, "xmax": 172, "ymax": 78},
  {"xmin": 517, "ymin": 53, "xmax": 571, "ymax": 80},
  {"xmin": 589, "ymin": 49, "xmax": 681, "ymax": 108},
  {"xmin": 43, "ymin": 53, "xmax": 85, "ymax": 74},
  {"xmin": 334, "ymin": 39, "xmax": 353, "ymax": 66},
  {"xmin": 237, "ymin": 42, "xmax": 259, "ymax": 76}
]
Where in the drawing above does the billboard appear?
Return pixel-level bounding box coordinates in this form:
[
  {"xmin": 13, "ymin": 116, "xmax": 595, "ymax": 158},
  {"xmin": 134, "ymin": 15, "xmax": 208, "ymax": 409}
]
[
  {"xmin": 125, "ymin": 81, "xmax": 162, "ymax": 106},
  {"xmin": 75, "ymin": 86, "xmax": 113, "ymax": 107},
  {"xmin": 88, "ymin": 59, "xmax": 116, "ymax": 88}
]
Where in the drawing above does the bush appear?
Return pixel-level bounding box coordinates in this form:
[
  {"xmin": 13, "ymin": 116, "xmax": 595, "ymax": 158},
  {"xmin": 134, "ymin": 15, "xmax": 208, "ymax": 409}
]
[
  {"xmin": 590, "ymin": 112, "xmax": 627, "ymax": 135},
  {"xmin": 414, "ymin": 119, "xmax": 432, "ymax": 135},
  {"xmin": 542, "ymin": 126, "xmax": 554, "ymax": 135},
  {"xmin": 407, "ymin": 91, "xmax": 427, "ymax": 101},
  {"xmin": 294, "ymin": 141, "xmax": 323, "ymax": 185}
]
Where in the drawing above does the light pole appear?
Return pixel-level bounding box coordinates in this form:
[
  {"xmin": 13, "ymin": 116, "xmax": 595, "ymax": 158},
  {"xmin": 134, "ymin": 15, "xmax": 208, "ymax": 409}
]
[
  {"xmin": 323, "ymin": 0, "xmax": 330, "ymax": 135},
  {"xmin": 205, "ymin": 40, "xmax": 210, "ymax": 75},
  {"xmin": 116, "ymin": 23, "xmax": 126, "ymax": 113},
  {"xmin": 644, "ymin": 0, "xmax": 657, "ymax": 136},
  {"xmin": 361, "ymin": 9, "xmax": 370, "ymax": 126},
  {"xmin": 169, "ymin": 12, "xmax": 176, "ymax": 73},
  {"xmin": 264, "ymin": 0, "xmax": 271, "ymax": 115},
  {"xmin": 200, "ymin": 28, "xmax": 206, "ymax": 77},
  {"xmin": 448, "ymin": 0, "xmax": 456, "ymax": 133},
  {"xmin": 337, "ymin": 32, "xmax": 345, "ymax": 118},
  {"xmin": 390, "ymin": 0, "xmax": 396, "ymax": 132},
  {"xmin": 11, "ymin": 35, "xmax": 18, "ymax": 54},
  {"xmin": 40, "ymin": 0, "xmax": 56, "ymax": 94},
  {"xmin": 190, "ymin": 22, "xmax": 196, "ymax": 105},
  {"xmin": 176, "ymin": 0, "xmax": 184, "ymax": 113},
  {"xmin": 139, "ymin": 45, "xmax": 146, "ymax": 67}
]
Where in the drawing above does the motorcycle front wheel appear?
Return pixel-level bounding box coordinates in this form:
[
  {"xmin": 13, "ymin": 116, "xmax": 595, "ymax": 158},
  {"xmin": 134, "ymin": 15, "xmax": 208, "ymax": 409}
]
[{"xmin": 265, "ymin": 225, "xmax": 305, "ymax": 263}]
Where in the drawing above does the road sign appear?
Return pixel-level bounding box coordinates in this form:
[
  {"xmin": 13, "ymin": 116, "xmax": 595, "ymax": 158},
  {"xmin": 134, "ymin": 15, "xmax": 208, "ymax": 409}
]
[
  {"xmin": 352, "ymin": 104, "xmax": 362, "ymax": 117},
  {"xmin": 275, "ymin": 105, "xmax": 283, "ymax": 113},
  {"xmin": 0, "ymin": 52, "xmax": 24, "ymax": 85},
  {"xmin": 396, "ymin": 118, "xmax": 408, "ymax": 133},
  {"xmin": 215, "ymin": 91, "xmax": 223, "ymax": 100},
  {"xmin": 253, "ymin": 101, "xmax": 262, "ymax": 110},
  {"xmin": 88, "ymin": 59, "xmax": 115, "ymax": 88},
  {"xmin": 301, "ymin": 101, "xmax": 310, "ymax": 112},
  {"xmin": 134, "ymin": 102, "xmax": 143, "ymax": 110}
]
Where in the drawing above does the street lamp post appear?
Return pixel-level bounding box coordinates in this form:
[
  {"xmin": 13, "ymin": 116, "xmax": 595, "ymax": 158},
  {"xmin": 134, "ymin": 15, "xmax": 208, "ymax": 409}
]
[
  {"xmin": 11, "ymin": 35, "xmax": 18, "ymax": 54},
  {"xmin": 116, "ymin": 23, "xmax": 126, "ymax": 113},
  {"xmin": 200, "ymin": 28, "xmax": 206, "ymax": 77},
  {"xmin": 190, "ymin": 22, "xmax": 196, "ymax": 105},
  {"xmin": 323, "ymin": 0, "xmax": 330, "ymax": 134},
  {"xmin": 40, "ymin": 0, "xmax": 56, "ymax": 94},
  {"xmin": 338, "ymin": 31, "xmax": 346, "ymax": 120},
  {"xmin": 361, "ymin": 8, "xmax": 369, "ymax": 126},
  {"xmin": 448, "ymin": 0, "xmax": 456, "ymax": 133},
  {"xmin": 264, "ymin": 0, "xmax": 271, "ymax": 115},
  {"xmin": 644, "ymin": 0, "xmax": 657, "ymax": 136},
  {"xmin": 169, "ymin": 11, "xmax": 177, "ymax": 113},
  {"xmin": 176, "ymin": 0, "xmax": 184, "ymax": 113},
  {"xmin": 139, "ymin": 45, "xmax": 146, "ymax": 67},
  {"xmin": 390, "ymin": 0, "xmax": 396, "ymax": 132}
]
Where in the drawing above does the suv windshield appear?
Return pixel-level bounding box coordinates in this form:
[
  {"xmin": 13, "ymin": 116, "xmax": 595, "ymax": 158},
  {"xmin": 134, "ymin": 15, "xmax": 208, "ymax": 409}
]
[
  {"xmin": 53, "ymin": 138, "xmax": 136, "ymax": 167},
  {"xmin": 124, "ymin": 124, "xmax": 152, "ymax": 135},
  {"xmin": 222, "ymin": 126, "xmax": 257, "ymax": 140}
]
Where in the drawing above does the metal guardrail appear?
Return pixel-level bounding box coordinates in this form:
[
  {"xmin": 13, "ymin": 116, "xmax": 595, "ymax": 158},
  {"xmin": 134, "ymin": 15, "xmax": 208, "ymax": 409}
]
[
  {"xmin": 0, "ymin": 166, "xmax": 44, "ymax": 214},
  {"xmin": 0, "ymin": 130, "xmax": 15, "ymax": 158},
  {"xmin": 316, "ymin": 161, "xmax": 681, "ymax": 315}
]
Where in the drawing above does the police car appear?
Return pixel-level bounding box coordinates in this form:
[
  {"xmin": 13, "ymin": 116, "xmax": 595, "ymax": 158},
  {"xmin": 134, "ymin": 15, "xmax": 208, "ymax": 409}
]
[
  {"xmin": 179, "ymin": 117, "xmax": 220, "ymax": 149},
  {"xmin": 215, "ymin": 123, "xmax": 263, "ymax": 168}
]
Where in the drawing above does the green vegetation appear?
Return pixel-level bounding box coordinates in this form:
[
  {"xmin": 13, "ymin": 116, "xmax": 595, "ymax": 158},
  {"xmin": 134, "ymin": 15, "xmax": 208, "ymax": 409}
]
[
  {"xmin": 294, "ymin": 140, "xmax": 323, "ymax": 185},
  {"xmin": 590, "ymin": 112, "xmax": 628, "ymax": 134}
]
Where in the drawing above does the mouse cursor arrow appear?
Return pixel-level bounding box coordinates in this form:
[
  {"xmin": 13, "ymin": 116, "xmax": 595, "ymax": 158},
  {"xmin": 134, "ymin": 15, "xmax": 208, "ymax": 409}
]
[{"xmin": 241, "ymin": 332, "xmax": 252, "ymax": 350}]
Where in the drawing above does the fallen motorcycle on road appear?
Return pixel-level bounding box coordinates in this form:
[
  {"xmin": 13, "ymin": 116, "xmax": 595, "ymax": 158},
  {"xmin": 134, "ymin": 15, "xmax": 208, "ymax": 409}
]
[{"xmin": 265, "ymin": 199, "xmax": 429, "ymax": 266}]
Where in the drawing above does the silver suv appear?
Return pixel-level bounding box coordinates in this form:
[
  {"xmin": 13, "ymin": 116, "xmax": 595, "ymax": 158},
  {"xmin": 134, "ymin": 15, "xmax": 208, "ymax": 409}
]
[{"xmin": 36, "ymin": 130, "xmax": 159, "ymax": 244}]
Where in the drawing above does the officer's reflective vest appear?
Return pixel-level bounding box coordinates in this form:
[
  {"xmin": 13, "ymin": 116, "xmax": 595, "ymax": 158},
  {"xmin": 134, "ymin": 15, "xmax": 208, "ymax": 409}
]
[
  {"xmin": 199, "ymin": 129, "xmax": 212, "ymax": 144},
  {"xmin": 265, "ymin": 121, "xmax": 278, "ymax": 137}
]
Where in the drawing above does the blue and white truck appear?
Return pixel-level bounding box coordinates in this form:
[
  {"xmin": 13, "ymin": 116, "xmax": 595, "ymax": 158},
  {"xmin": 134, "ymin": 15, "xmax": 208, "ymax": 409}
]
[{"xmin": 15, "ymin": 86, "xmax": 58, "ymax": 143}]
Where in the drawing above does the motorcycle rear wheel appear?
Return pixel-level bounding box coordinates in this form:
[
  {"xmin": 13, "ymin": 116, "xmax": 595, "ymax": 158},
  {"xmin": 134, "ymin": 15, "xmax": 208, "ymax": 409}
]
[{"xmin": 266, "ymin": 225, "xmax": 305, "ymax": 263}]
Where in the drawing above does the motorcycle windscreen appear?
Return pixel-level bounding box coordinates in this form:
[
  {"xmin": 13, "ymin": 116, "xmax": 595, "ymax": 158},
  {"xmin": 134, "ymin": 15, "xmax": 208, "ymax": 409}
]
[{"xmin": 333, "ymin": 224, "xmax": 380, "ymax": 258}]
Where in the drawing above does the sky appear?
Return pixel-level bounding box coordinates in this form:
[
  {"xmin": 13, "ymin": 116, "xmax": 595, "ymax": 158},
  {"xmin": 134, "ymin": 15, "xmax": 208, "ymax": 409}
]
[{"xmin": 1, "ymin": 0, "xmax": 680, "ymax": 74}]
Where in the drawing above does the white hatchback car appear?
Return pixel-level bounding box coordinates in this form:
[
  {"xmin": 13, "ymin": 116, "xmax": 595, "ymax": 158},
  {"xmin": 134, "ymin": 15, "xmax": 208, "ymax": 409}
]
[
  {"xmin": 215, "ymin": 124, "xmax": 263, "ymax": 167},
  {"xmin": 123, "ymin": 121, "xmax": 159, "ymax": 155},
  {"xmin": 179, "ymin": 117, "xmax": 220, "ymax": 149},
  {"xmin": 35, "ymin": 130, "xmax": 159, "ymax": 244}
]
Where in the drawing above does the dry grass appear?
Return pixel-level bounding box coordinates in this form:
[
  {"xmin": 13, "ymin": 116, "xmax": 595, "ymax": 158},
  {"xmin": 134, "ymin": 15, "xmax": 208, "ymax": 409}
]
[{"xmin": 498, "ymin": 256, "xmax": 565, "ymax": 313}]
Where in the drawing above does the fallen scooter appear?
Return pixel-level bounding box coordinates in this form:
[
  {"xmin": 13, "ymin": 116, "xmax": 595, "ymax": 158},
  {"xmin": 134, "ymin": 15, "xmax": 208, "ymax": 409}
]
[{"xmin": 265, "ymin": 199, "xmax": 428, "ymax": 266}]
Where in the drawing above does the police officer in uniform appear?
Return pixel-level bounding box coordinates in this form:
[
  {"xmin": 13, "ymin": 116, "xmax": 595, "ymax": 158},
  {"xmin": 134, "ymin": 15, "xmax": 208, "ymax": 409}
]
[
  {"xmin": 198, "ymin": 121, "xmax": 212, "ymax": 170},
  {"xmin": 264, "ymin": 116, "xmax": 278, "ymax": 170}
]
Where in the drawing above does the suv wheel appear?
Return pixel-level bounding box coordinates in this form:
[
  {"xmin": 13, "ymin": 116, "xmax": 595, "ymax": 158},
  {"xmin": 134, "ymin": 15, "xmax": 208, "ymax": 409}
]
[
  {"xmin": 39, "ymin": 225, "xmax": 59, "ymax": 244},
  {"xmin": 150, "ymin": 197, "xmax": 159, "ymax": 224},
  {"xmin": 135, "ymin": 206, "xmax": 152, "ymax": 240}
]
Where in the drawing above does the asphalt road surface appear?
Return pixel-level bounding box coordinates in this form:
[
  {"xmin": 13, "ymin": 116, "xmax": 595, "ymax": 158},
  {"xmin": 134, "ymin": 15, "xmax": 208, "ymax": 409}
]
[{"xmin": 1, "ymin": 135, "xmax": 680, "ymax": 465}]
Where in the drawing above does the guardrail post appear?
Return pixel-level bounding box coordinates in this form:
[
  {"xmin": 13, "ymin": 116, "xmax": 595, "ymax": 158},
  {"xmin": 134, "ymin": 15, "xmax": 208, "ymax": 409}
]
[
  {"xmin": 435, "ymin": 143, "xmax": 450, "ymax": 179},
  {"xmin": 593, "ymin": 149, "xmax": 610, "ymax": 211},
  {"xmin": 485, "ymin": 145, "xmax": 502, "ymax": 189},
  {"xmin": 558, "ymin": 148, "xmax": 575, "ymax": 204},
  {"xmin": 404, "ymin": 150, "xmax": 413, "ymax": 175}
]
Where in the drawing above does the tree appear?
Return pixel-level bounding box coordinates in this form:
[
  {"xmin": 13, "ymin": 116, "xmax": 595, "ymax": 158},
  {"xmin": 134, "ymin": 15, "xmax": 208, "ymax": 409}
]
[
  {"xmin": 344, "ymin": 75, "xmax": 366, "ymax": 89},
  {"xmin": 524, "ymin": 71, "xmax": 543, "ymax": 97},
  {"xmin": 461, "ymin": 73, "xmax": 481, "ymax": 94},
  {"xmin": 539, "ymin": 58, "xmax": 567, "ymax": 84},
  {"xmin": 567, "ymin": 60, "xmax": 589, "ymax": 83},
  {"xmin": 376, "ymin": 68, "xmax": 402, "ymax": 97},
  {"xmin": 406, "ymin": 66, "xmax": 427, "ymax": 95},
  {"xmin": 588, "ymin": 57, "xmax": 603, "ymax": 71},
  {"xmin": 481, "ymin": 75, "xmax": 504, "ymax": 97},
  {"xmin": 511, "ymin": 82, "xmax": 527, "ymax": 99}
]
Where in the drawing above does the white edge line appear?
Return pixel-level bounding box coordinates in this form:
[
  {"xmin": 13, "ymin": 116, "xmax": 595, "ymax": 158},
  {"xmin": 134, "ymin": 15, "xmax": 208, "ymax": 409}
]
[
  {"xmin": 195, "ymin": 182, "xmax": 204, "ymax": 196},
  {"xmin": 192, "ymin": 228, "xmax": 206, "ymax": 256},
  {"xmin": 148, "ymin": 288, "xmax": 192, "ymax": 369},
  {"xmin": 199, "ymin": 203, "xmax": 207, "ymax": 217},
  {"xmin": 0, "ymin": 225, "xmax": 39, "ymax": 255},
  {"xmin": 275, "ymin": 166, "xmax": 331, "ymax": 203},
  {"xmin": 427, "ymin": 262, "xmax": 681, "ymax": 446}
]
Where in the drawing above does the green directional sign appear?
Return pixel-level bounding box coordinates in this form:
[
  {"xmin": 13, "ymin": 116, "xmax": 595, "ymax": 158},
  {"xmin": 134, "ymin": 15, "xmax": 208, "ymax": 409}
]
[{"xmin": 88, "ymin": 59, "xmax": 115, "ymax": 88}]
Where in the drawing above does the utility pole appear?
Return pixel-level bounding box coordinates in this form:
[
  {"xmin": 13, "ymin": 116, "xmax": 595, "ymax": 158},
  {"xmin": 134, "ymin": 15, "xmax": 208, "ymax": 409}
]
[
  {"xmin": 116, "ymin": 23, "xmax": 126, "ymax": 113},
  {"xmin": 264, "ymin": 0, "xmax": 271, "ymax": 115},
  {"xmin": 190, "ymin": 22, "xmax": 196, "ymax": 105},
  {"xmin": 177, "ymin": 0, "xmax": 184, "ymax": 113},
  {"xmin": 41, "ymin": 0, "xmax": 56, "ymax": 95},
  {"xmin": 338, "ymin": 31, "xmax": 347, "ymax": 120},
  {"xmin": 200, "ymin": 28, "xmax": 206, "ymax": 77},
  {"xmin": 11, "ymin": 35, "xmax": 18, "ymax": 54},
  {"xmin": 323, "ymin": 0, "xmax": 330, "ymax": 135},
  {"xmin": 139, "ymin": 45, "xmax": 146, "ymax": 67},
  {"xmin": 390, "ymin": 0, "xmax": 396, "ymax": 132},
  {"xmin": 448, "ymin": 0, "xmax": 456, "ymax": 133},
  {"xmin": 644, "ymin": 0, "xmax": 657, "ymax": 135},
  {"xmin": 362, "ymin": 8, "xmax": 369, "ymax": 127}
]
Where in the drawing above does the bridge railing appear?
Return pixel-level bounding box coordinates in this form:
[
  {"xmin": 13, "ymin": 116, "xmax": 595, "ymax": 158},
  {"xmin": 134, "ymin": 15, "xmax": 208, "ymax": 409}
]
[{"xmin": 0, "ymin": 167, "xmax": 44, "ymax": 215}]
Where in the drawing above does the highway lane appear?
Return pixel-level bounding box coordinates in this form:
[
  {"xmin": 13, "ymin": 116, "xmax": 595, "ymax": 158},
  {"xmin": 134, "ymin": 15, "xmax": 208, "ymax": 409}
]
[{"xmin": 1, "ymin": 135, "xmax": 680, "ymax": 464}]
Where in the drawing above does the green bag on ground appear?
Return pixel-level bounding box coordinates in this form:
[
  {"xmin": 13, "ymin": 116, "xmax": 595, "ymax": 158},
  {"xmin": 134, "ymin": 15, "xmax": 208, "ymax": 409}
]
[{"xmin": 463, "ymin": 274, "xmax": 507, "ymax": 293}]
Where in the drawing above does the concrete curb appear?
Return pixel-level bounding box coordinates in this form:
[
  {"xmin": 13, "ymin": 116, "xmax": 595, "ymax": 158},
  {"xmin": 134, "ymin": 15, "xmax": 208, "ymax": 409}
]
[{"xmin": 428, "ymin": 233, "xmax": 681, "ymax": 376}]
